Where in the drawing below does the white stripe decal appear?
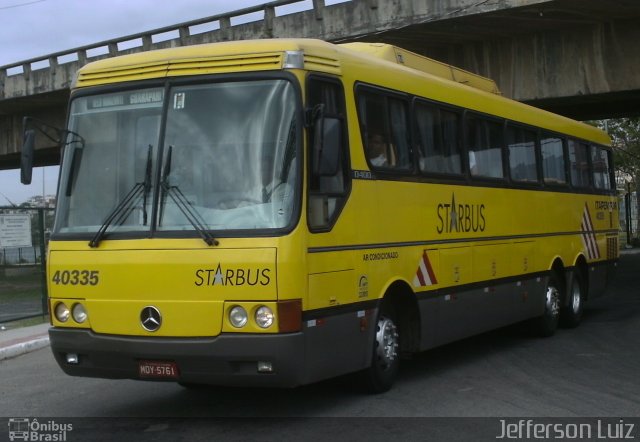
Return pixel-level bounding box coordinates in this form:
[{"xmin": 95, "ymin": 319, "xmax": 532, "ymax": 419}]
[{"xmin": 581, "ymin": 203, "xmax": 600, "ymax": 260}]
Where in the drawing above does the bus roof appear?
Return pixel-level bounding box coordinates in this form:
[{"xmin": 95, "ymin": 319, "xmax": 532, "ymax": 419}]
[
  {"xmin": 339, "ymin": 42, "xmax": 501, "ymax": 95},
  {"xmin": 74, "ymin": 38, "xmax": 610, "ymax": 146}
]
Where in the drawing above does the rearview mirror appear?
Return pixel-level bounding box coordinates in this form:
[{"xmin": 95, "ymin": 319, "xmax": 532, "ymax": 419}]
[
  {"xmin": 21, "ymin": 129, "xmax": 36, "ymax": 185},
  {"xmin": 312, "ymin": 116, "xmax": 342, "ymax": 177}
]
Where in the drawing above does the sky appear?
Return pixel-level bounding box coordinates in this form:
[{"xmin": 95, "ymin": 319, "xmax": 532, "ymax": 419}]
[{"xmin": 0, "ymin": 0, "xmax": 349, "ymax": 204}]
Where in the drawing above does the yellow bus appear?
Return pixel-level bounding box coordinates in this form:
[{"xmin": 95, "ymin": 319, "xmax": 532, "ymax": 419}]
[{"xmin": 24, "ymin": 39, "xmax": 618, "ymax": 393}]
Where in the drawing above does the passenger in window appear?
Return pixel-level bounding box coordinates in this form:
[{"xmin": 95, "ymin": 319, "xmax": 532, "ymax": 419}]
[{"xmin": 368, "ymin": 133, "xmax": 389, "ymax": 167}]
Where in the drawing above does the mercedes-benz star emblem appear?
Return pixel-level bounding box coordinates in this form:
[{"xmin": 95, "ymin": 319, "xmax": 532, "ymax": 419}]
[{"xmin": 140, "ymin": 306, "xmax": 162, "ymax": 332}]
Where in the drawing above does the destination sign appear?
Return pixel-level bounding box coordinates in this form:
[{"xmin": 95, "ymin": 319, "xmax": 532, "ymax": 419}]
[{"xmin": 88, "ymin": 90, "xmax": 164, "ymax": 110}]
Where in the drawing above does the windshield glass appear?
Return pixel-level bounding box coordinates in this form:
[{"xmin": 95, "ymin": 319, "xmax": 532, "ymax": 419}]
[
  {"xmin": 54, "ymin": 79, "xmax": 299, "ymax": 237},
  {"xmin": 55, "ymin": 88, "xmax": 163, "ymax": 234},
  {"xmin": 158, "ymin": 80, "xmax": 297, "ymax": 231}
]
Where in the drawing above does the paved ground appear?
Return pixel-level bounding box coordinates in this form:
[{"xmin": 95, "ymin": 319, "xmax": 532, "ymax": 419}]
[
  {"xmin": 0, "ymin": 250, "xmax": 638, "ymax": 440},
  {"xmin": 0, "ymin": 322, "xmax": 48, "ymax": 361}
]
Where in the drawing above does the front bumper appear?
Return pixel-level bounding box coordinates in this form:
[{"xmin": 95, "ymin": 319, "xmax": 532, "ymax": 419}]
[{"xmin": 49, "ymin": 327, "xmax": 306, "ymax": 388}]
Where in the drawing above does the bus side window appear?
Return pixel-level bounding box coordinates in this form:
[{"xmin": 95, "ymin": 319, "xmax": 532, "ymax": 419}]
[
  {"xmin": 415, "ymin": 102, "xmax": 462, "ymax": 175},
  {"xmin": 506, "ymin": 124, "xmax": 538, "ymax": 183},
  {"xmin": 307, "ymin": 77, "xmax": 350, "ymax": 231},
  {"xmin": 568, "ymin": 139, "xmax": 591, "ymax": 188},
  {"xmin": 540, "ymin": 134, "xmax": 567, "ymax": 185},
  {"xmin": 591, "ymin": 145, "xmax": 612, "ymax": 191},
  {"xmin": 466, "ymin": 114, "xmax": 504, "ymax": 179},
  {"xmin": 357, "ymin": 89, "xmax": 411, "ymax": 171}
]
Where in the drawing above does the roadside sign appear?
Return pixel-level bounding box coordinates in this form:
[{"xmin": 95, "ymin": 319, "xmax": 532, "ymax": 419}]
[{"xmin": 0, "ymin": 214, "xmax": 32, "ymax": 248}]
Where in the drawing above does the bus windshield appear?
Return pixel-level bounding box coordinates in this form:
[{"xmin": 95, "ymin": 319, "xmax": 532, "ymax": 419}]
[{"xmin": 54, "ymin": 79, "xmax": 299, "ymax": 237}]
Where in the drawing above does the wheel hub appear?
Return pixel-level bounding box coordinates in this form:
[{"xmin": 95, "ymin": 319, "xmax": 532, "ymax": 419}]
[
  {"xmin": 375, "ymin": 316, "xmax": 399, "ymax": 369},
  {"xmin": 546, "ymin": 285, "xmax": 560, "ymax": 317}
]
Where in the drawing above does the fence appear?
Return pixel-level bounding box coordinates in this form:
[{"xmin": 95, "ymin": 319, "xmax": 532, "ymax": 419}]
[
  {"xmin": 620, "ymin": 191, "xmax": 639, "ymax": 246},
  {"xmin": 0, "ymin": 207, "xmax": 54, "ymax": 323}
]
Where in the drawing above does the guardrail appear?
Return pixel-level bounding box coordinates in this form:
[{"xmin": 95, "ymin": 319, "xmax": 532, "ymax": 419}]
[{"xmin": 0, "ymin": 0, "xmax": 358, "ymax": 79}]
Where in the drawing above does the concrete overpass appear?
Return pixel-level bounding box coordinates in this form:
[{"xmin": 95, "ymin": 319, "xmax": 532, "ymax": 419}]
[{"xmin": 1, "ymin": 0, "xmax": 639, "ymax": 169}]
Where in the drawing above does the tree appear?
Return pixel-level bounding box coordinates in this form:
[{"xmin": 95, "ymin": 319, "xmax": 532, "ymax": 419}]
[
  {"xmin": 604, "ymin": 118, "xmax": 640, "ymax": 181},
  {"xmin": 598, "ymin": 118, "xmax": 640, "ymax": 241}
]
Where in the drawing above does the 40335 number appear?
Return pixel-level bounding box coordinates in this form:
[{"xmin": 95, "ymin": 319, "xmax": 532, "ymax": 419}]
[{"xmin": 52, "ymin": 270, "xmax": 100, "ymax": 286}]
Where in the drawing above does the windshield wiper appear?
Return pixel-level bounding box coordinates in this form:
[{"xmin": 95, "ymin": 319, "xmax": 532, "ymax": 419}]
[
  {"xmin": 141, "ymin": 144, "xmax": 152, "ymax": 225},
  {"xmin": 88, "ymin": 146, "xmax": 153, "ymax": 248},
  {"xmin": 159, "ymin": 145, "xmax": 219, "ymax": 246}
]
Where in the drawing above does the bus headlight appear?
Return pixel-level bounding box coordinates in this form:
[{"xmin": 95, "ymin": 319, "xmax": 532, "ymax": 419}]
[
  {"xmin": 229, "ymin": 306, "xmax": 248, "ymax": 328},
  {"xmin": 54, "ymin": 302, "xmax": 70, "ymax": 323},
  {"xmin": 72, "ymin": 303, "xmax": 88, "ymax": 323},
  {"xmin": 255, "ymin": 306, "xmax": 274, "ymax": 329}
]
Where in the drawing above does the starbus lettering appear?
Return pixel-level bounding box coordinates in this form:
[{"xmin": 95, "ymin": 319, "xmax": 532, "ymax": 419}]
[
  {"xmin": 195, "ymin": 264, "xmax": 271, "ymax": 287},
  {"xmin": 436, "ymin": 193, "xmax": 486, "ymax": 234}
]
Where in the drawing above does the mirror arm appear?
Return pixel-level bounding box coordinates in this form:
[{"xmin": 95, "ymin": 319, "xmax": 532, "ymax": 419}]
[{"xmin": 23, "ymin": 116, "xmax": 85, "ymax": 148}]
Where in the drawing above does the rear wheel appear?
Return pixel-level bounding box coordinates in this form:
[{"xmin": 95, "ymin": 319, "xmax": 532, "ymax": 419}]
[
  {"xmin": 359, "ymin": 304, "xmax": 400, "ymax": 393},
  {"xmin": 536, "ymin": 271, "xmax": 562, "ymax": 337},
  {"xmin": 561, "ymin": 270, "xmax": 585, "ymax": 328}
]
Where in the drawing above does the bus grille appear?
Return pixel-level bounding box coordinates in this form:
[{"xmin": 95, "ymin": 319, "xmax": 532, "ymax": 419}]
[
  {"xmin": 75, "ymin": 53, "xmax": 284, "ymax": 87},
  {"xmin": 607, "ymin": 237, "xmax": 618, "ymax": 260},
  {"xmin": 304, "ymin": 54, "xmax": 341, "ymax": 75}
]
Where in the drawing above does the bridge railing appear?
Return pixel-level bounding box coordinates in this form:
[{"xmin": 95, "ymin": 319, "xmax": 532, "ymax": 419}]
[{"xmin": 0, "ymin": 0, "xmax": 356, "ymax": 79}]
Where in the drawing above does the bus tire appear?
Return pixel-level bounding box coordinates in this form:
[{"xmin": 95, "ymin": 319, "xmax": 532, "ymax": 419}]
[
  {"xmin": 359, "ymin": 304, "xmax": 400, "ymax": 394},
  {"xmin": 536, "ymin": 271, "xmax": 562, "ymax": 337},
  {"xmin": 561, "ymin": 270, "xmax": 585, "ymax": 328}
]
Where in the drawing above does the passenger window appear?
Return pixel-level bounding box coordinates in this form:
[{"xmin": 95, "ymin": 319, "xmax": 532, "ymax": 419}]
[
  {"xmin": 415, "ymin": 103, "xmax": 462, "ymax": 175},
  {"xmin": 540, "ymin": 135, "xmax": 567, "ymax": 185},
  {"xmin": 307, "ymin": 77, "xmax": 350, "ymax": 231},
  {"xmin": 568, "ymin": 140, "xmax": 591, "ymax": 188},
  {"xmin": 591, "ymin": 146, "xmax": 612, "ymax": 190},
  {"xmin": 507, "ymin": 125, "xmax": 538, "ymax": 182},
  {"xmin": 466, "ymin": 115, "xmax": 504, "ymax": 178},
  {"xmin": 358, "ymin": 89, "xmax": 411, "ymax": 171}
]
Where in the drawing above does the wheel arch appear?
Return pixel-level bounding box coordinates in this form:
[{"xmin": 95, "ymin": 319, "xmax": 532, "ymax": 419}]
[
  {"xmin": 380, "ymin": 279, "xmax": 421, "ymax": 355},
  {"xmin": 549, "ymin": 257, "xmax": 566, "ymax": 290}
]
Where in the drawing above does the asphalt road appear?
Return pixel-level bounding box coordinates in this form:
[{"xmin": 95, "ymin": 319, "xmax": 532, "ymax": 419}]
[{"xmin": 1, "ymin": 250, "xmax": 639, "ymax": 440}]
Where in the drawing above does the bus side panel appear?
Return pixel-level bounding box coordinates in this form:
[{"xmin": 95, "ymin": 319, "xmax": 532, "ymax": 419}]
[
  {"xmin": 302, "ymin": 307, "xmax": 376, "ymax": 384},
  {"xmin": 419, "ymin": 274, "xmax": 546, "ymax": 351},
  {"xmin": 587, "ymin": 234, "xmax": 619, "ymax": 300},
  {"xmin": 587, "ymin": 260, "xmax": 617, "ymax": 300}
]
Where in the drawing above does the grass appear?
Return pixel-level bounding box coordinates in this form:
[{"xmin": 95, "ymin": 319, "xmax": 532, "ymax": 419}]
[
  {"xmin": 0, "ymin": 279, "xmax": 45, "ymax": 303},
  {"xmin": 0, "ymin": 315, "xmax": 49, "ymax": 328},
  {"xmin": 0, "ymin": 269, "xmax": 47, "ymax": 323},
  {"xmin": 0, "ymin": 287, "xmax": 44, "ymax": 303}
]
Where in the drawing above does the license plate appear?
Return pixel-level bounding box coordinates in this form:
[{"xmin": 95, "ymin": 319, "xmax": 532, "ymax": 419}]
[{"xmin": 138, "ymin": 360, "xmax": 179, "ymax": 379}]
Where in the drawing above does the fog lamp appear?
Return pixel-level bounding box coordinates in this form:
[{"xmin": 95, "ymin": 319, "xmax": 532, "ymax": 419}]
[{"xmin": 257, "ymin": 361, "xmax": 273, "ymax": 373}]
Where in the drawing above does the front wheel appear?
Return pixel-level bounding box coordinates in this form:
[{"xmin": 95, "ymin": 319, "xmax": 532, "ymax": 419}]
[
  {"xmin": 359, "ymin": 306, "xmax": 400, "ymax": 393},
  {"xmin": 535, "ymin": 271, "xmax": 562, "ymax": 337}
]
